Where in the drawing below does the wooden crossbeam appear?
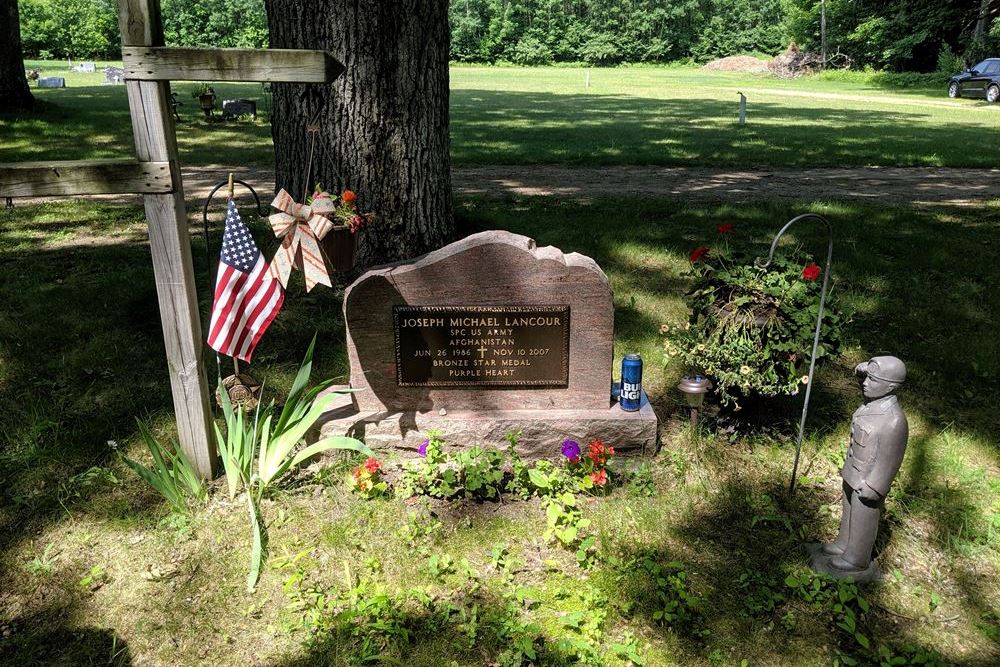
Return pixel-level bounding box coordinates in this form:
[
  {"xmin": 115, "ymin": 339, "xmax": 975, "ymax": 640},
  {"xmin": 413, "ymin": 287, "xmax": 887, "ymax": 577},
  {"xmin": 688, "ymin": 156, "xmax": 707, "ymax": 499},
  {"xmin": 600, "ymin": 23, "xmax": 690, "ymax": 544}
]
[
  {"xmin": 122, "ymin": 47, "xmax": 345, "ymax": 83},
  {"xmin": 0, "ymin": 159, "xmax": 172, "ymax": 198}
]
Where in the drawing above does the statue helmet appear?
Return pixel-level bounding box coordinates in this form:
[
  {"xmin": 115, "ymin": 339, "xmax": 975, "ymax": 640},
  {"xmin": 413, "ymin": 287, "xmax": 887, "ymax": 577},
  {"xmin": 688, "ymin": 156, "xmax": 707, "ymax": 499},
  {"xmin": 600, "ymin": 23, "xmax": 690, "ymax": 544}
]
[{"xmin": 863, "ymin": 356, "xmax": 906, "ymax": 385}]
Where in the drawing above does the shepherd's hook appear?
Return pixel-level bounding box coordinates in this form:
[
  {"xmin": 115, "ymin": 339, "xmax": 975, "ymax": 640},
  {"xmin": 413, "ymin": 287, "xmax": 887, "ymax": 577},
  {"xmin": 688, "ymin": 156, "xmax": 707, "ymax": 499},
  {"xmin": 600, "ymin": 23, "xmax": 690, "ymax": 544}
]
[{"xmin": 755, "ymin": 213, "xmax": 834, "ymax": 496}]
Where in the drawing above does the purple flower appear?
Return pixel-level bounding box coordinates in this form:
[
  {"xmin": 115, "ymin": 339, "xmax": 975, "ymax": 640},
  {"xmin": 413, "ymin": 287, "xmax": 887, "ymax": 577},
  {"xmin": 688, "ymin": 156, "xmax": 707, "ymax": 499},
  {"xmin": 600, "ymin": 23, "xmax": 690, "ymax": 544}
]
[
  {"xmin": 561, "ymin": 439, "xmax": 581, "ymax": 462},
  {"xmin": 418, "ymin": 439, "xmax": 429, "ymax": 457}
]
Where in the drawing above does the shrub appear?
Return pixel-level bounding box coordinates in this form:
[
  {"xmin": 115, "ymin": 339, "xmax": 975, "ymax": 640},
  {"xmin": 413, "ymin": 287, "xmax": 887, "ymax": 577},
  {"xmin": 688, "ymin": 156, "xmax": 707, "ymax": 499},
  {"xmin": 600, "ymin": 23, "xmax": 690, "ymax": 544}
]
[
  {"xmin": 936, "ymin": 43, "xmax": 965, "ymax": 74},
  {"xmin": 511, "ymin": 35, "xmax": 553, "ymax": 66}
]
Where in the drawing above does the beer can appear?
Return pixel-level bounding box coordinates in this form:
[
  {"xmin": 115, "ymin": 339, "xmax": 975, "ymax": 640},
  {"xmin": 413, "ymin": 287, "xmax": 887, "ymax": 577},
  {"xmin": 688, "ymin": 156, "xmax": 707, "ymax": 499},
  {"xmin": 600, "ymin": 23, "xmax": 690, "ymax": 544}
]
[{"xmin": 620, "ymin": 353, "xmax": 643, "ymax": 411}]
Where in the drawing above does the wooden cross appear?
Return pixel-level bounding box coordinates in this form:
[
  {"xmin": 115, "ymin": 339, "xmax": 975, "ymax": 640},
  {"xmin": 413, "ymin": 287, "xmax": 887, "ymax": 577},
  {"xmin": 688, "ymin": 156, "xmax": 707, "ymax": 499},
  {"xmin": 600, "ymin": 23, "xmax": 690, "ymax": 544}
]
[{"xmin": 0, "ymin": 0, "xmax": 344, "ymax": 478}]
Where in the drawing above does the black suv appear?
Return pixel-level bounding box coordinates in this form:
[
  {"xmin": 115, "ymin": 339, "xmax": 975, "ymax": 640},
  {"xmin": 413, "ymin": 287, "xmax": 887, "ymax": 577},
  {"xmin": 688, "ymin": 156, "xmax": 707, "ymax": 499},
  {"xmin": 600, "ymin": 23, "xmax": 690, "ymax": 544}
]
[{"xmin": 949, "ymin": 58, "xmax": 1000, "ymax": 102}]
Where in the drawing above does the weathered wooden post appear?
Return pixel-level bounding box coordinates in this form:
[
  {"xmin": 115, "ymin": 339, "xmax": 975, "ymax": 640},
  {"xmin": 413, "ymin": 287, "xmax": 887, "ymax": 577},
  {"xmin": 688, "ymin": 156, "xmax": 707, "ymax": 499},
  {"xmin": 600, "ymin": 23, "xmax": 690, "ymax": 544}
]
[
  {"xmin": 738, "ymin": 91, "xmax": 747, "ymax": 126},
  {"xmin": 117, "ymin": 0, "xmax": 216, "ymax": 477},
  {"xmin": 1, "ymin": 0, "xmax": 343, "ymax": 480}
]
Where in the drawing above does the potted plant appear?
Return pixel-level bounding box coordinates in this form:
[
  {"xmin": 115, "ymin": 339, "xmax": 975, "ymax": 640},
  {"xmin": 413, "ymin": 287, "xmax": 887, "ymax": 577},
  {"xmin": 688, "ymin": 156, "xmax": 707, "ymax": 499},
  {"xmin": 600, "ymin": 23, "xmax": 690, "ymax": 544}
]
[
  {"xmin": 662, "ymin": 224, "xmax": 847, "ymax": 410},
  {"xmin": 310, "ymin": 186, "xmax": 374, "ymax": 272},
  {"xmin": 191, "ymin": 83, "xmax": 216, "ymax": 117}
]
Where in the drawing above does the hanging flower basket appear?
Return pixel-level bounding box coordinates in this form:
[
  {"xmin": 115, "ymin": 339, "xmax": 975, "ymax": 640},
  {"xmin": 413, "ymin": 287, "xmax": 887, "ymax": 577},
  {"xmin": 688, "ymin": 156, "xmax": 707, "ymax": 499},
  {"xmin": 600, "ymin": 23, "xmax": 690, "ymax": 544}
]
[
  {"xmin": 661, "ymin": 224, "xmax": 848, "ymax": 409},
  {"xmin": 321, "ymin": 225, "xmax": 360, "ymax": 273}
]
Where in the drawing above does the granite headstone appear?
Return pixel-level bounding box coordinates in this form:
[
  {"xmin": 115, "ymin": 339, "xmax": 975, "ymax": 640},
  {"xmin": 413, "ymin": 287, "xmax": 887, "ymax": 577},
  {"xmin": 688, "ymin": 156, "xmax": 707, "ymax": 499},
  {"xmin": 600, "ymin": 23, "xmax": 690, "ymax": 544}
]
[{"xmin": 320, "ymin": 231, "xmax": 659, "ymax": 457}]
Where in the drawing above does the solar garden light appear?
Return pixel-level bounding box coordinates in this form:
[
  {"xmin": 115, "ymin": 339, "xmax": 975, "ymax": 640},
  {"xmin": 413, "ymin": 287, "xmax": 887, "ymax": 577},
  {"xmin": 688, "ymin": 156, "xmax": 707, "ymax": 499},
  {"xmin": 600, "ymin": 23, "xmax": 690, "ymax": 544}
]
[{"xmin": 677, "ymin": 375, "xmax": 712, "ymax": 426}]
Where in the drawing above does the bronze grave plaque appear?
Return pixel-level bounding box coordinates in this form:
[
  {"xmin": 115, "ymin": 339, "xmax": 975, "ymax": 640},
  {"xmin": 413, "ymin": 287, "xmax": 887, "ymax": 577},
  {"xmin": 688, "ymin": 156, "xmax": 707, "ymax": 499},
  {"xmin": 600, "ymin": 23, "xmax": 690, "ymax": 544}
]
[{"xmin": 393, "ymin": 305, "xmax": 570, "ymax": 387}]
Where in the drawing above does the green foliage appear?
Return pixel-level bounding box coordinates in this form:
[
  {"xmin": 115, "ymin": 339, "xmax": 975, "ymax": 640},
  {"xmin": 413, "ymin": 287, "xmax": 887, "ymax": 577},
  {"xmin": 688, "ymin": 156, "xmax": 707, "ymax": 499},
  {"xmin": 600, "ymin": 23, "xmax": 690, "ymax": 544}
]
[
  {"xmin": 692, "ymin": 0, "xmax": 785, "ymax": 61},
  {"xmin": 162, "ymin": 0, "xmax": 268, "ymax": 49},
  {"xmin": 253, "ymin": 336, "xmax": 371, "ymax": 496},
  {"xmin": 214, "ymin": 382, "xmax": 260, "ymax": 501},
  {"xmin": 19, "ymin": 0, "xmax": 120, "ymax": 58},
  {"xmin": 935, "ymin": 42, "xmax": 966, "ymax": 74},
  {"xmin": 663, "ymin": 230, "xmax": 847, "ymax": 407},
  {"xmin": 123, "ymin": 420, "xmax": 206, "ymax": 515},
  {"xmin": 448, "ymin": 0, "xmax": 779, "ymax": 66},
  {"xmin": 784, "ymin": 571, "xmax": 949, "ymax": 666},
  {"xmin": 783, "ymin": 0, "xmax": 985, "ymax": 72},
  {"xmin": 22, "ymin": 543, "xmax": 58, "ymax": 576},
  {"xmin": 609, "ymin": 551, "xmax": 705, "ymax": 634},
  {"xmin": 397, "ymin": 432, "xmax": 506, "ymax": 500}
]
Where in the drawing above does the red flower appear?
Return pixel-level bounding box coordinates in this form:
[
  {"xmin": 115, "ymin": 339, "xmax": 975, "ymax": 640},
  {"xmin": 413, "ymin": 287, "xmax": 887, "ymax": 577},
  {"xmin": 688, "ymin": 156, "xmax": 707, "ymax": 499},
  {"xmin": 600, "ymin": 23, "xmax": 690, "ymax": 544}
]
[
  {"xmin": 341, "ymin": 190, "xmax": 357, "ymax": 207},
  {"xmin": 587, "ymin": 439, "xmax": 614, "ymax": 466},
  {"xmin": 690, "ymin": 246, "xmax": 709, "ymax": 263},
  {"xmin": 590, "ymin": 469, "xmax": 607, "ymax": 487},
  {"xmin": 717, "ymin": 224, "xmax": 734, "ymax": 234},
  {"xmin": 363, "ymin": 457, "xmax": 381, "ymax": 474},
  {"xmin": 802, "ymin": 263, "xmax": 822, "ymax": 281}
]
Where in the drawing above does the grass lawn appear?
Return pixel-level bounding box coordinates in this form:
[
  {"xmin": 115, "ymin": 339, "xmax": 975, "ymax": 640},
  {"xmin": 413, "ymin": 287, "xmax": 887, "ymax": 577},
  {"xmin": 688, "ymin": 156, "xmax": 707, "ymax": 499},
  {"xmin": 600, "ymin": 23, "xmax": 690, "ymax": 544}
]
[
  {"xmin": 3, "ymin": 64, "xmax": 999, "ymax": 169},
  {"xmin": 0, "ymin": 195, "xmax": 997, "ymax": 665}
]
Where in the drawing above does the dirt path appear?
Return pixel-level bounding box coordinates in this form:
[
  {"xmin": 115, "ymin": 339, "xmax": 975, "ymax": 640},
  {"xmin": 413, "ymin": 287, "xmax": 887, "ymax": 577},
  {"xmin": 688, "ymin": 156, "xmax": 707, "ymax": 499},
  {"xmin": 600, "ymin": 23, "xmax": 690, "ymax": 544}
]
[
  {"xmin": 180, "ymin": 164, "xmax": 1000, "ymax": 209},
  {"xmin": 449, "ymin": 165, "xmax": 1000, "ymax": 207},
  {"xmin": 12, "ymin": 165, "xmax": 1000, "ymax": 209}
]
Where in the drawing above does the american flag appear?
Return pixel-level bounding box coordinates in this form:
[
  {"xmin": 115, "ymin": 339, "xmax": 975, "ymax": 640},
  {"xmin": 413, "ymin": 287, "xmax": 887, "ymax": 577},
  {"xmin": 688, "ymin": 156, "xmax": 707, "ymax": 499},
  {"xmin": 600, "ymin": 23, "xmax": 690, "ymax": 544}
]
[{"xmin": 207, "ymin": 199, "xmax": 284, "ymax": 362}]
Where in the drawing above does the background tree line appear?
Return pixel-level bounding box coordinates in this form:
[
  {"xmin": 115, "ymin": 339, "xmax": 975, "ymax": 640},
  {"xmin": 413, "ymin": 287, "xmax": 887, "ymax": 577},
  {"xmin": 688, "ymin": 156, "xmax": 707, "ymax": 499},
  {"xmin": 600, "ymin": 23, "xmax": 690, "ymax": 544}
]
[{"xmin": 15, "ymin": 0, "xmax": 1000, "ymax": 72}]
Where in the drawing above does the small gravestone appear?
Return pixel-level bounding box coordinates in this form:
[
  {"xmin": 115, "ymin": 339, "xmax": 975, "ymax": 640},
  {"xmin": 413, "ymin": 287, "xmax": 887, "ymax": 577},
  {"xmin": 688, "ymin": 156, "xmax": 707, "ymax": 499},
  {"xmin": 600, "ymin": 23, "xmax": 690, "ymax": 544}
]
[
  {"xmin": 222, "ymin": 99, "xmax": 257, "ymax": 119},
  {"xmin": 78, "ymin": 62, "xmax": 96, "ymax": 73},
  {"xmin": 320, "ymin": 230, "xmax": 659, "ymax": 457},
  {"xmin": 104, "ymin": 67, "xmax": 124, "ymax": 84},
  {"xmin": 37, "ymin": 77, "xmax": 65, "ymax": 88}
]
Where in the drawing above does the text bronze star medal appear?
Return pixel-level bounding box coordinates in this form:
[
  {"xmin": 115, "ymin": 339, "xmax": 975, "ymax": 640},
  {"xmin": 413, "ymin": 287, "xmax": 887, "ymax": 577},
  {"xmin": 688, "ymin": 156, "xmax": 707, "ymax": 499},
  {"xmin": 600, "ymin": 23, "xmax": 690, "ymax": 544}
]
[{"xmin": 393, "ymin": 305, "xmax": 570, "ymax": 387}]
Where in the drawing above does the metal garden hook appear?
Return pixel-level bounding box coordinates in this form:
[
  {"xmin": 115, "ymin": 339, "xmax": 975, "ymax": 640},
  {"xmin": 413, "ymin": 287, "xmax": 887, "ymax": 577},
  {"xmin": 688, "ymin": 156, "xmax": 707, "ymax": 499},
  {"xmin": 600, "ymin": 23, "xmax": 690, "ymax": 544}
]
[{"xmin": 755, "ymin": 213, "xmax": 834, "ymax": 496}]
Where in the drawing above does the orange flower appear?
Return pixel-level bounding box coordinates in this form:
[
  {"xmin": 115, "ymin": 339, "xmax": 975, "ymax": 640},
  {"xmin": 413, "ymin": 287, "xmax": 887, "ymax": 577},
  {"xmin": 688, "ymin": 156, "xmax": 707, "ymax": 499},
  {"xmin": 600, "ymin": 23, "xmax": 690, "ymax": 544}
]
[
  {"xmin": 341, "ymin": 190, "xmax": 358, "ymax": 207},
  {"xmin": 363, "ymin": 457, "xmax": 381, "ymax": 474},
  {"xmin": 590, "ymin": 469, "xmax": 607, "ymax": 487}
]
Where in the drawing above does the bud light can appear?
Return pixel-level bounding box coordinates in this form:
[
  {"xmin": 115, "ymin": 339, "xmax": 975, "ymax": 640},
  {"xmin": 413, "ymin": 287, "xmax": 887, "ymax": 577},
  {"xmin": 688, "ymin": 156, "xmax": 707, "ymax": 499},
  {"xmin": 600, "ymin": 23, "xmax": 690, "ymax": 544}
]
[{"xmin": 620, "ymin": 353, "xmax": 643, "ymax": 411}]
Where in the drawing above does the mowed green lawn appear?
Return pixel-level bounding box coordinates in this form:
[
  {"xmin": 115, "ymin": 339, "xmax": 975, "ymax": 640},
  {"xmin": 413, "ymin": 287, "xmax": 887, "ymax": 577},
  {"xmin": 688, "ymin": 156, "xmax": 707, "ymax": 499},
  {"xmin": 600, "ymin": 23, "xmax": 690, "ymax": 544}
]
[
  {"xmin": 2, "ymin": 63, "xmax": 999, "ymax": 168},
  {"xmin": 0, "ymin": 196, "xmax": 998, "ymax": 665}
]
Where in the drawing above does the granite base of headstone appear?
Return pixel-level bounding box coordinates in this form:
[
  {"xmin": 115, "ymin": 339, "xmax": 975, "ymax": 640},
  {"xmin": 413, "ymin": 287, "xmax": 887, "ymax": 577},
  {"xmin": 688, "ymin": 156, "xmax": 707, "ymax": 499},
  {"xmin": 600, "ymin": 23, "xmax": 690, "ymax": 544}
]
[
  {"xmin": 320, "ymin": 231, "xmax": 659, "ymax": 457},
  {"xmin": 38, "ymin": 77, "xmax": 65, "ymax": 88}
]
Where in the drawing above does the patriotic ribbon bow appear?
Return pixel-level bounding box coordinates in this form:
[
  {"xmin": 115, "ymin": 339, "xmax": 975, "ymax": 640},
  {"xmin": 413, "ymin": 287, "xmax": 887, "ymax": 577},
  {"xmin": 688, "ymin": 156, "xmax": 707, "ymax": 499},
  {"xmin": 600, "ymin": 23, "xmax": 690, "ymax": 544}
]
[{"xmin": 267, "ymin": 189, "xmax": 335, "ymax": 292}]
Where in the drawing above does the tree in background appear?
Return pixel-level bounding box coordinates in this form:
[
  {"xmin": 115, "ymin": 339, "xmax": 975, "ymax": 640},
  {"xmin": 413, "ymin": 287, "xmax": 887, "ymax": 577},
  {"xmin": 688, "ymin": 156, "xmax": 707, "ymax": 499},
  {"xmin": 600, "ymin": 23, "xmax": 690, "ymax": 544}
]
[
  {"xmin": 264, "ymin": 0, "xmax": 453, "ymax": 266},
  {"xmin": 19, "ymin": 0, "xmax": 119, "ymax": 58},
  {"xmin": 162, "ymin": 0, "xmax": 268, "ymax": 49},
  {"xmin": 1, "ymin": 0, "xmax": 34, "ymax": 111},
  {"xmin": 694, "ymin": 0, "xmax": 784, "ymax": 61},
  {"xmin": 782, "ymin": 0, "xmax": 991, "ymax": 72}
]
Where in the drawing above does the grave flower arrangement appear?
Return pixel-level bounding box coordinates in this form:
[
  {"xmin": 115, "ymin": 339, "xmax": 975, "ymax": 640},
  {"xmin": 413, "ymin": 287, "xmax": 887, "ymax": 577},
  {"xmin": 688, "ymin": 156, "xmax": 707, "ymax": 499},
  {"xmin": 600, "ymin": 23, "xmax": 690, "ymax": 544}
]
[
  {"xmin": 662, "ymin": 224, "xmax": 847, "ymax": 407},
  {"xmin": 561, "ymin": 438, "xmax": 615, "ymax": 490},
  {"xmin": 307, "ymin": 185, "xmax": 375, "ymax": 234},
  {"xmin": 306, "ymin": 184, "xmax": 376, "ymax": 273}
]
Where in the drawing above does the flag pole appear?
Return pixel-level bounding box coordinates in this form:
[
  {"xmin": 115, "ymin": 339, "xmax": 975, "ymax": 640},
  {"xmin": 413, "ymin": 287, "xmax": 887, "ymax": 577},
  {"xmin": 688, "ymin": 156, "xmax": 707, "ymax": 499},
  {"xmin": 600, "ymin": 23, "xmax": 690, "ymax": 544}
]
[{"xmin": 227, "ymin": 172, "xmax": 239, "ymax": 378}]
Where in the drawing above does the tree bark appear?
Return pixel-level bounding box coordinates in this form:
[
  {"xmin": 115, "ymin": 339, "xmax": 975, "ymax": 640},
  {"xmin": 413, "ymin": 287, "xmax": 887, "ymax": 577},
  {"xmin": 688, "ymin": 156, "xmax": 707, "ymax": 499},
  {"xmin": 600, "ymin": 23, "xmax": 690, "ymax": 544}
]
[
  {"xmin": 0, "ymin": 0, "xmax": 35, "ymax": 112},
  {"xmin": 263, "ymin": 0, "xmax": 453, "ymax": 266}
]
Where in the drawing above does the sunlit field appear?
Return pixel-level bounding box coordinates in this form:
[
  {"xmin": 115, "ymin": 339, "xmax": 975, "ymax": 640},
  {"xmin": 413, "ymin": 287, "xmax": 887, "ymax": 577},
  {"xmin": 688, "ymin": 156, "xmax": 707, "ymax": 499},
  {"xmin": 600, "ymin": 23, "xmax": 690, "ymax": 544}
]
[{"xmin": 3, "ymin": 63, "xmax": 998, "ymax": 169}]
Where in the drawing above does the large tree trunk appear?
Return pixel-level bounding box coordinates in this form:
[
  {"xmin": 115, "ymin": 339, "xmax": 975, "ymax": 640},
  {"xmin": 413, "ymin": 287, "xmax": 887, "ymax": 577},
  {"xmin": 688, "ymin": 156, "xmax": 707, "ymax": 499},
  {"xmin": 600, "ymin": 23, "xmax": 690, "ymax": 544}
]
[
  {"xmin": 0, "ymin": 0, "xmax": 34, "ymax": 112},
  {"xmin": 263, "ymin": 0, "xmax": 453, "ymax": 266}
]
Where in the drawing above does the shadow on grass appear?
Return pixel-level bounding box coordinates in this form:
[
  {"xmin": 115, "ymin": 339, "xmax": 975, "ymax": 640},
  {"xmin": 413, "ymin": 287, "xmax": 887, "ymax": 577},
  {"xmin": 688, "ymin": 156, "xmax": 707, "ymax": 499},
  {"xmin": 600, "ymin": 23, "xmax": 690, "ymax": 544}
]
[
  {"xmin": 0, "ymin": 607, "xmax": 132, "ymax": 666},
  {"xmin": 0, "ymin": 202, "xmax": 349, "ymax": 570}
]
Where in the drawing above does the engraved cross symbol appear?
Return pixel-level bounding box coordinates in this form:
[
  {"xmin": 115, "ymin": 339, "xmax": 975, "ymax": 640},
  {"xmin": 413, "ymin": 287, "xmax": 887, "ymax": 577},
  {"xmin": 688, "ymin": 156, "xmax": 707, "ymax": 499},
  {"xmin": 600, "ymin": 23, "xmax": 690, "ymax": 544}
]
[{"xmin": 477, "ymin": 346, "xmax": 488, "ymax": 358}]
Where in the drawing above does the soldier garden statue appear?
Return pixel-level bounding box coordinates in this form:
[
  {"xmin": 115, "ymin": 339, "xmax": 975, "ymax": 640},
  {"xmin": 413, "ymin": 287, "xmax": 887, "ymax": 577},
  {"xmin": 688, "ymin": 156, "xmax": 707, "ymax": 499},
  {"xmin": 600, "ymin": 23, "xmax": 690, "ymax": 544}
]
[{"xmin": 810, "ymin": 356, "xmax": 908, "ymax": 582}]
